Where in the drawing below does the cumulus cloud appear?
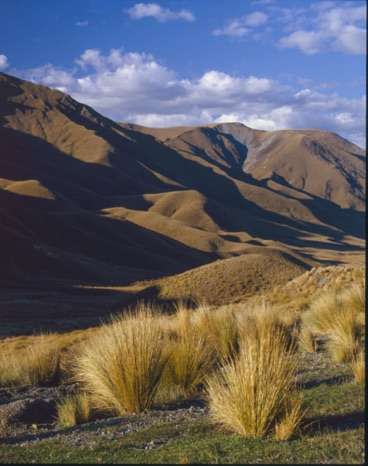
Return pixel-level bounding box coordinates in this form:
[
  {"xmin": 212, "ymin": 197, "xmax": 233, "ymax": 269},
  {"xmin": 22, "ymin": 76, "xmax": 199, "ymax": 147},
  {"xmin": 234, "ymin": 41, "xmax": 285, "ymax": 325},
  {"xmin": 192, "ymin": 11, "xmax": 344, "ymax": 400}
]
[
  {"xmin": 278, "ymin": 2, "xmax": 366, "ymax": 55},
  {"xmin": 213, "ymin": 11, "xmax": 268, "ymax": 37},
  {"xmin": 279, "ymin": 30, "xmax": 323, "ymax": 54},
  {"xmin": 17, "ymin": 48, "xmax": 366, "ymax": 148},
  {"xmin": 332, "ymin": 25, "xmax": 366, "ymax": 55},
  {"xmin": 0, "ymin": 54, "xmax": 9, "ymax": 69},
  {"xmin": 125, "ymin": 3, "xmax": 195, "ymax": 22}
]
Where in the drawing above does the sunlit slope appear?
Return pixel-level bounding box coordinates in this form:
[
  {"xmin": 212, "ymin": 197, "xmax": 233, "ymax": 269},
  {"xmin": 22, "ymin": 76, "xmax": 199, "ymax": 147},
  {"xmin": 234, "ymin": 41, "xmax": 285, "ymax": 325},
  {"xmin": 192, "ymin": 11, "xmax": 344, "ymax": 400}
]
[
  {"xmin": 146, "ymin": 247, "xmax": 316, "ymax": 305},
  {"xmin": 160, "ymin": 122, "xmax": 365, "ymax": 210},
  {"xmin": 0, "ymin": 71, "xmax": 365, "ymax": 295}
]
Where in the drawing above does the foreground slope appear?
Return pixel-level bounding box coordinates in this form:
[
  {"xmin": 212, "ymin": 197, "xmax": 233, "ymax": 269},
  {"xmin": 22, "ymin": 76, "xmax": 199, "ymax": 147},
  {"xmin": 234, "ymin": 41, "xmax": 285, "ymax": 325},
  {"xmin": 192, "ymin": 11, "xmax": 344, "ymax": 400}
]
[{"xmin": 0, "ymin": 72, "xmax": 365, "ymax": 332}]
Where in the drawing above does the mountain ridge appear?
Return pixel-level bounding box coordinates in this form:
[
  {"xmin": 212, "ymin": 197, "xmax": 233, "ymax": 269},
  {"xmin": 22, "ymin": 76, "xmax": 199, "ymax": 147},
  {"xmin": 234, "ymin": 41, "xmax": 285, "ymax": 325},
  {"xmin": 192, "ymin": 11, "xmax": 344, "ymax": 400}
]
[{"xmin": 0, "ymin": 71, "xmax": 365, "ymax": 332}]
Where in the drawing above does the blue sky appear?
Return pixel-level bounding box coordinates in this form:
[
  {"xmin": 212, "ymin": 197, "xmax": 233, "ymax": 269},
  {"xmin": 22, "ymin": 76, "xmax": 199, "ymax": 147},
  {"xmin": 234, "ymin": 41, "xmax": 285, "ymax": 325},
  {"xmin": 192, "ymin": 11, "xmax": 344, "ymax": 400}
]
[{"xmin": 0, "ymin": 0, "xmax": 366, "ymax": 147}]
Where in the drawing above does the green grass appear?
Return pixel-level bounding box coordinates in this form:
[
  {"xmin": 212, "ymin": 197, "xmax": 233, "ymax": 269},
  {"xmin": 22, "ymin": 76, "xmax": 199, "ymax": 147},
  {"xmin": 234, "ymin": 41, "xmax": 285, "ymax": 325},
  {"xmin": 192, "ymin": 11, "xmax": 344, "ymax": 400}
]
[
  {"xmin": 0, "ymin": 421, "xmax": 364, "ymax": 464},
  {"xmin": 0, "ymin": 366, "xmax": 364, "ymax": 464}
]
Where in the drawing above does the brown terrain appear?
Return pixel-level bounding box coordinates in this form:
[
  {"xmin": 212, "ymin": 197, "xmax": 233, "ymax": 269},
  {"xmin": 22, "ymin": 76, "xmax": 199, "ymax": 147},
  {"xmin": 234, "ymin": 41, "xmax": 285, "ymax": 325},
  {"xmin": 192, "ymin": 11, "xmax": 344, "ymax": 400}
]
[{"xmin": 0, "ymin": 71, "xmax": 365, "ymax": 335}]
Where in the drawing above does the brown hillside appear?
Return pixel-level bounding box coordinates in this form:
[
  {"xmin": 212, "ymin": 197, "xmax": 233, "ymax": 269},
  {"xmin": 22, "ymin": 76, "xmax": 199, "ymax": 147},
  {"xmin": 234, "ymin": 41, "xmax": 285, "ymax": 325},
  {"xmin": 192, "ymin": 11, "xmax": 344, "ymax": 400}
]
[
  {"xmin": 0, "ymin": 72, "xmax": 365, "ymax": 333},
  {"xmin": 146, "ymin": 247, "xmax": 315, "ymax": 306}
]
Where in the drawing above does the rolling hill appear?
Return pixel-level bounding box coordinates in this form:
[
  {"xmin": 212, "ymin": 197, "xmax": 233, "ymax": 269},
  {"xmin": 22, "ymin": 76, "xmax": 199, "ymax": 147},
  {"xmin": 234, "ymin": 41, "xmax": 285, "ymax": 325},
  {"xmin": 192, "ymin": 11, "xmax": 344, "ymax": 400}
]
[{"xmin": 0, "ymin": 71, "xmax": 365, "ymax": 333}]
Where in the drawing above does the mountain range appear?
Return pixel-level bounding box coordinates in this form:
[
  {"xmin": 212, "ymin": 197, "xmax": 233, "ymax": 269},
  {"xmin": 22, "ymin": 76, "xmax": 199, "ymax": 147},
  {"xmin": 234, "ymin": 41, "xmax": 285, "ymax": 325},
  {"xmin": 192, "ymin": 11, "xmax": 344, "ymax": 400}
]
[{"xmin": 0, "ymin": 71, "xmax": 365, "ymax": 333}]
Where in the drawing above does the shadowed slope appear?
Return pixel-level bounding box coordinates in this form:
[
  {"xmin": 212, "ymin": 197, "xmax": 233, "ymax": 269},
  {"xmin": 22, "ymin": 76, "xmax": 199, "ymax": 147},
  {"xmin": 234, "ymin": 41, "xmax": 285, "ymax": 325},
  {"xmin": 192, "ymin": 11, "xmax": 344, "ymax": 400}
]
[{"xmin": 0, "ymin": 72, "xmax": 365, "ymax": 333}]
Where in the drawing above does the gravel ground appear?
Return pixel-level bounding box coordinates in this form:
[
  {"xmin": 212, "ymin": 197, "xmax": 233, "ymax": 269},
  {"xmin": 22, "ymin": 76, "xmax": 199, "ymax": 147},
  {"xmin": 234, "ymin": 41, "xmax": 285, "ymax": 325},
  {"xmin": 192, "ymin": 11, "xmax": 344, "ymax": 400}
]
[{"xmin": 0, "ymin": 351, "xmax": 353, "ymax": 449}]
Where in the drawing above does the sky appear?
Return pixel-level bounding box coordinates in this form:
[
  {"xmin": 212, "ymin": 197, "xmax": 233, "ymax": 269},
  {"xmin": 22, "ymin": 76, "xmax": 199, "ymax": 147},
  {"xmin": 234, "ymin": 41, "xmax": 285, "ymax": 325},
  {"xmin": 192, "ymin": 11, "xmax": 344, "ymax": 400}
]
[{"xmin": 0, "ymin": 0, "xmax": 366, "ymax": 148}]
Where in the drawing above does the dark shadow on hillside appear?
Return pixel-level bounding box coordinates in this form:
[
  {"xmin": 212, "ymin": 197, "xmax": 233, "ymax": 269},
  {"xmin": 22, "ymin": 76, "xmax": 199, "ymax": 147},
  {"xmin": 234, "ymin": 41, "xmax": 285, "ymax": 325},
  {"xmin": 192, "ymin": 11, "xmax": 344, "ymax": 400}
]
[
  {"xmin": 0, "ymin": 189, "xmax": 215, "ymax": 283},
  {"xmin": 1, "ymin": 119, "xmax": 364, "ymax": 253},
  {"xmin": 0, "ymin": 72, "xmax": 32, "ymax": 126},
  {"xmin": 169, "ymin": 126, "xmax": 250, "ymax": 174},
  {"xmin": 0, "ymin": 127, "xmax": 176, "ymax": 208},
  {"xmin": 118, "ymin": 126, "xmax": 365, "ymax": 249},
  {"xmin": 264, "ymin": 173, "xmax": 366, "ymax": 240}
]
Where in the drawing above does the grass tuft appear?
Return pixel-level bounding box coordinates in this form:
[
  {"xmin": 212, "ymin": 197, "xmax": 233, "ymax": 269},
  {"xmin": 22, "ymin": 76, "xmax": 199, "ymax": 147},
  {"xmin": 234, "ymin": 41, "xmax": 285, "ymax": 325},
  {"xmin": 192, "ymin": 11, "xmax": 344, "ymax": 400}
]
[
  {"xmin": 275, "ymin": 391, "xmax": 306, "ymax": 441},
  {"xmin": 302, "ymin": 285, "xmax": 365, "ymax": 362},
  {"xmin": 192, "ymin": 304, "xmax": 239, "ymax": 362},
  {"xmin": 0, "ymin": 333, "xmax": 60, "ymax": 387},
  {"xmin": 207, "ymin": 312, "xmax": 302, "ymax": 438},
  {"xmin": 349, "ymin": 349, "xmax": 365, "ymax": 383},
  {"xmin": 56, "ymin": 392, "xmax": 94, "ymax": 427},
  {"xmin": 71, "ymin": 303, "xmax": 169, "ymax": 416},
  {"xmin": 159, "ymin": 303, "xmax": 215, "ymax": 399}
]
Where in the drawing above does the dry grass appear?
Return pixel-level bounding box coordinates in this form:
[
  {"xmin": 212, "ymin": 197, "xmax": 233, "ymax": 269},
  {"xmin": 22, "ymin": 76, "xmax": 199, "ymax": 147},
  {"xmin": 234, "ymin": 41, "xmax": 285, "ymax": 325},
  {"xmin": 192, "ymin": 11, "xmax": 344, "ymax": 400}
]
[
  {"xmin": 302, "ymin": 285, "xmax": 365, "ymax": 362},
  {"xmin": 71, "ymin": 303, "xmax": 169, "ymax": 416},
  {"xmin": 350, "ymin": 349, "xmax": 365, "ymax": 383},
  {"xmin": 297, "ymin": 328, "xmax": 318, "ymax": 353},
  {"xmin": 275, "ymin": 391, "xmax": 305, "ymax": 441},
  {"xmin": 262, "ymin": 266, "xmax": 365, "ymax": 315},
  {"xmin": 206, "ymin": 311, "xmax": 302, "ymax": 438},
  {"xmin": 158, "ymin": 304, "xmax": 215, "ymax": 399},
  {"xmin": 56, "ymin": 392, "xmax": 94, "ymax": 427},
  {"xmin": 0, "ymin": 333, "xmax": 61, "ymax": 387},
  {"xmin": 191, "ymin": 304, "xmax": 239, "ymax": 362}
]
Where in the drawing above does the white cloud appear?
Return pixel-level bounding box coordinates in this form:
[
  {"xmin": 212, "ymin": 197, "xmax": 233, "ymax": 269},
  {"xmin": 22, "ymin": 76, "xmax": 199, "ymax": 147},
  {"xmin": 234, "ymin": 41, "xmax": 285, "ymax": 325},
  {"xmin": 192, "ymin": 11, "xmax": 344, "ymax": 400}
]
[
  {"xmin": 245, "ymin": 11, "xmax": 268, "ymax": 27},
  {"xmin": 213, "ymin": 11, "xmax": 268, "ymax": 37},
  {"xmin": 16, "ymin": 49, "xmax": 366, "ymax": 149},
  {"xmin": 22, "ymin": 64, "xmax": 76, "ymax": 87},
  {"xmin": 279, "ymin": 30, "xmax": 323, "ymax": 54},
  {"xmin": 213, "ymin": 21, "xmax": 249, "ymax": 37},
  {"xmin": 0, "ymin": 54, "xmax": 9, "ymax": 69},
  {"xmin": 332, "ymin": 25, "xmax": 366, "ymax": 55},
  {"xmin": 125, "ymin": 3, "xmax": 195, "ymax": 22},
  {"xmin": 278, "ymin": 2, "xmax": 366, "ymax": 55}
]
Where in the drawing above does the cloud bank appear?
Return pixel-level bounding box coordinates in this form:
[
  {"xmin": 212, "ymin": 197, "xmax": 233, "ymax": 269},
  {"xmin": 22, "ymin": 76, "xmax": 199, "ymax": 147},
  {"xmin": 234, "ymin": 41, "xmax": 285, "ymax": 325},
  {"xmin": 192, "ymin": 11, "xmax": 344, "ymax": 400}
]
[
  {"xmin": 278, "ymin": 3, "xmax": 366, "ymax": 55},
  {"xmin": 14, "ymin": 48, "xmax": 365, "ymax": 149},
  {"xmin": 213, "ymin": 1, "xmax": 366, "ymax": 55}
]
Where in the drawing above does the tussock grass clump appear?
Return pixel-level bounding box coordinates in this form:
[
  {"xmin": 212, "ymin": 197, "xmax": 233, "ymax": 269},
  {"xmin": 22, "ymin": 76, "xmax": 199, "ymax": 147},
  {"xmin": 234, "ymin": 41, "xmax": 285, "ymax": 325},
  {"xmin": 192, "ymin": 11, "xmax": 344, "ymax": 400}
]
[
  {"xmin": 160, "ymin": 304, "xmax": 215, "ymax": 399},
  {"xmin": 207, "ymin": 312, "xmax": 303, "ymax": 438},
  {"xmin": 72, "ymin": 303, "xmax": 168, "ymax": 416},
  {"xmin": 56, "ymin": 392, "xmax": 94, "ymax": 427},
  {"xmin": 302, "ymin": 285, "xmax": 365, "ymax": 362},
  {"xmin": 237, "ymin": 302, "xmax": 295, "ymax": 352},
  {"xmin": 350, "ymin": 350, "xmax": 365, "ymax": 383},
  {"xmin": 0, "ymin": 334, "xmax": 60, "ymax": 387},
  {"xmin": 192, "ymin": 304, "xmax": 239, "ymax": 362}
]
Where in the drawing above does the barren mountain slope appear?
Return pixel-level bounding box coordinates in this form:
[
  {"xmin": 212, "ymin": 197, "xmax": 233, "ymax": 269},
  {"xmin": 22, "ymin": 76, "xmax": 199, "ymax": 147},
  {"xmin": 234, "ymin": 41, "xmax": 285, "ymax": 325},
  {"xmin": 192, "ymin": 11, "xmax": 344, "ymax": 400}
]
[
  {"xmin": 161, "ymin": 122, "xmax": 365, "ymax": 210},
  {"xmin": 0, "ymin": 72, "xmax": 365, "ymax": 332}
]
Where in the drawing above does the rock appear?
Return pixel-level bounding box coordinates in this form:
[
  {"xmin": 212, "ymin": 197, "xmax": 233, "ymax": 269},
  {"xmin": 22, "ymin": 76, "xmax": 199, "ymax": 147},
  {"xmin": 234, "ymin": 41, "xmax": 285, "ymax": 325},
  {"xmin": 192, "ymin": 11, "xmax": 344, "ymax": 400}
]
[{"xmin": 0, "ymin": 397, "xmax": 56, "ymax": 435}]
